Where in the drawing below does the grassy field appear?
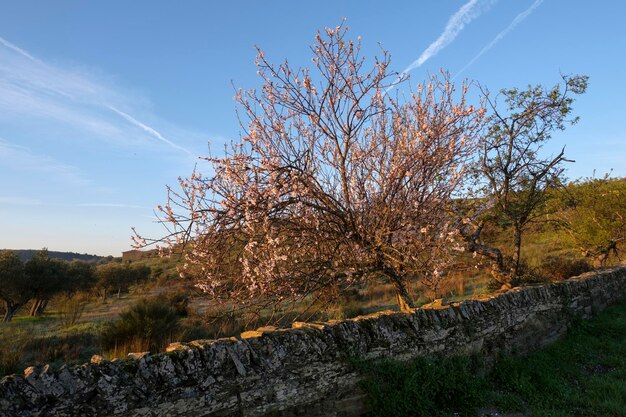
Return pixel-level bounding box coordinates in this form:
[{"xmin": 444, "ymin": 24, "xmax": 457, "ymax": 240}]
[
  {"xmin": 0, "ymin": 265, "xmax": 496, "ymax": 378},
  {"xmin": 359, "ymin": 299, "xmax": 626, "ymax": 417}
]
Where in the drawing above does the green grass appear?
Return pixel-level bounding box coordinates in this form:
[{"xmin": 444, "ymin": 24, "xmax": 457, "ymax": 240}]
[
  {"xmin": 356, "ymin": 355, "xmax": 487, "ymax": 417},
  {"xmin": 358, "ymin": 299, "xmax": 626, "ymax": 417}
]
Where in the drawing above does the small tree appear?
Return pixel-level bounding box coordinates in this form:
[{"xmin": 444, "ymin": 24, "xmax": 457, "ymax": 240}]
[
  {"xmin": 460, "ymin": 74, "xmax": 588, "ymax": 285},
  {"xmin": 0, "ymin": 250, "xmax": 28, "ymax": 322},
  {"xmin": 57, "ymin": 261, "xmax": 96, "ymax": 326},
  {"xmin": 141, "ymin": 23, "xmax": 485, "ymax": 314}
]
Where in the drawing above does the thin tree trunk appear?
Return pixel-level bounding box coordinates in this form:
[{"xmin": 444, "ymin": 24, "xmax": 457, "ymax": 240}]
[
  {"xmin": 383, "ymin": 267, "xmax": 415, "ymax": 313},
  {"xmin": 2, "ymin": 302, "xmax": 21, "ymax": 322},
  {"xmin": 460, "ymin": 221, "xmax": 510, "ymax": 284},
  {"xmin": 29, "ymin": 299, "xmax": 43, "ymax": 316},
  {"xmin": 35, "ymin": 299, "xmax": 48, "ymax": 316},
  {"xmin": 513, "ymin": 225, "xmax": 523, "ymax": 278}
]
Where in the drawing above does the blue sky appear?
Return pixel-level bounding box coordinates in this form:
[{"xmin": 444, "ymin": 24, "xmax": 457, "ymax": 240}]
[{"xmin": 1, "ymin": 0, "xmax": 624, "ymax": 256}]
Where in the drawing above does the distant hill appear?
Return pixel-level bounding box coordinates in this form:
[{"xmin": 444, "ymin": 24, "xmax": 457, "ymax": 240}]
[{"xmin": 3, "ymin": 249, "xmax": 106, "ymax": 263}]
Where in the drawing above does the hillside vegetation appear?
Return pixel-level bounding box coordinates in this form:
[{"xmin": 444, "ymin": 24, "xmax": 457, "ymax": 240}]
[{"xmin": 3, "ymin": 250, "xmax": 104, "ymax": 263}]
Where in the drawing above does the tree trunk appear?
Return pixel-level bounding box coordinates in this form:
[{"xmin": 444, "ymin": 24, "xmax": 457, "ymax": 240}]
[
  {"xmin": 35, "ymin": 299, "xmax": 48, "ymax": 316},
  {"xmin": 2, "ymin": 302, "xmax": 21, "ymax": 323},
  {"xmin": 29, "ymin": 299, "xmax": 39, "ymax": 316},
  {"xmin": 383, "ymin": 267, "xmax": 415, "ymax": 313},
  {"xmin": 29, "ymin": 298, "xmax": 49, "ymax": 316},
  {"xmin": 512, "ymin": 225, "xmax": 523, "ymax": 278},
  {"xmin": 460, "ymin": 221, "xmax": 510, "ymax": 284}
]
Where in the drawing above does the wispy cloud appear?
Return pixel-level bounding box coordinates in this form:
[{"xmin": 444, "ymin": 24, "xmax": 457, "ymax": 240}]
[
  {"xmin": 0, "ymin": 196, "xmax": 44, "ymax": 206},
  {"xmin": 0, "ymin": 138, "xmax": 90, "ymax": 186},
  {"xmin": 454, "ymin": 0, "xmax": 545, "ymax": 78},
  {"xmin": 0, "ymin": 35, "xmax": 194, "ymax": 154},
  {"xmin": 403, "ymin": 0, "xmax": 498, "ymax": 74},
  {"xmin": 76, "ymin": 203, "xmax": 151, "ymax": 209}
]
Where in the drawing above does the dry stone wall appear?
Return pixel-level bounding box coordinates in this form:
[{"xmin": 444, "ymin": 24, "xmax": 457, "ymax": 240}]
[{"xmin": 2, "ymin": 267, "xmax": 626, "ymax": 417}]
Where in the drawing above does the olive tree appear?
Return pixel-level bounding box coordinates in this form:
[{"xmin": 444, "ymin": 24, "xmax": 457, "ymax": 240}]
[
  {"xmin": 24, "ymin": 249, "xmax": 67, "ymax": 316},
  {"xmin": 139, "ymin": 23, "xmax": 485, "ymax": 314},
  {"xmin": 0, "ymin": 250, "xmax": 28, "ymax": 322},
  {"xmin": 95, "ymin": 262, "xmax": 150, "ymax": 301}
]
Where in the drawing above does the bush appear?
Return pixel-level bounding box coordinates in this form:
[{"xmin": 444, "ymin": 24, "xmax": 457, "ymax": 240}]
[
  {"xmin": 57, "ymin": 293, "xmax": 88, "ymax": 326},
  {"xmin": 101, "ymin": 298, "xmax": 180, "ymax": 355},
  {"xmin": 178, "ymin": 318, "xmax": 213, "ymax": 342},
  {"xmin": 158, "ymin": 290, "xmax": 190, "ymax": 317},
  {"xmin": 540, "ymin": 256, "xmax": 593, "ymax": 281},
  {"xmin": 488, "ymin": 258, "xmax": 548, "ymax": 289}
]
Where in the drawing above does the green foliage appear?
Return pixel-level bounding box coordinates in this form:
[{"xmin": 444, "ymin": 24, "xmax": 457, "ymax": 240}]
[
  {"xmin": 27, "ymin": 331, "xmax": 100, "ymax": 368},
  {"xmin": 95, "ymin": 262, "xmax": 151, "ymax": 300},
  {"xmin": 177, "ymin": 318, "xmax": 213, "ymax": 342},
  {"xmin": 357, "ymin": 355, "xmax": 486, "ymax": 417},
  {"xmin": 0, "ymin": 250, "xmax": 28, "ymax": 321},
  {"xmin": 560, "ymin": 177, "xmax": 626, "ymax": 266},
  {"xmin": 64, "ymin": 261, "xmax": 96, "ymax": 294},
  {"xmin": 24, "ymin": 249, "xmax": 68, "ymax": 315},
  {"xmin": 101, "ymin": 298, "xmax": 180, "ymax": 354},
  {"xmin": 157, "ymin": 290, "xmax": 190, "ymax": 317}
]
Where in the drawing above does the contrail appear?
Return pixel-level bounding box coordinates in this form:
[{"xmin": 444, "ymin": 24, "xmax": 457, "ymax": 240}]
[
  {"xmin": 454, "ymin": 0, "xmax": 545, "ymax": 79},
  {"xmin": 0, "ymin": 36, "xmax": 40, "ymax": 63},
  {"xmin": 107, "ymin": 105, "xmax": 194, "ymax": 156},
  {"xmin": 386, "ymin": 0, "xmax": 497, "ymax": 94},
  {"xmin": 405, "ymin": 0, "xmax": 498, "ymax": 72}
]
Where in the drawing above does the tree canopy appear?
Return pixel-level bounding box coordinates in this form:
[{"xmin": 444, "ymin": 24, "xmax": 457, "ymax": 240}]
[
  {"xmin": 0, "ymin": 250, "xmax": 28, "ymax": 322},
  {"xmin": 143, "ymin": 23, "xmax": 486, "ymax": 313},
  {"xmin": 460, "ymin": 74, "xmax": 588, "ymax": 285}
]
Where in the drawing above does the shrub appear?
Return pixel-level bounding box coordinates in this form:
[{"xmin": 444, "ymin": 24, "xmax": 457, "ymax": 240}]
[
  {"xmin": 540, "ymin": 256, "xmax": 593, "ymax": 281},
  {"xmin": 101, "ymin": 298, "xmax": 180, "ymax": 355},
  {"xmin": 488, "ymin": 258, "xmax": 548, "ymax": 289},
  {"xmin": 57, "ymin": 293, "xmax": 88, "ymax": 326},
  {"xmin": 178, "ymin": 318, "xmax": 212, "ymax": 342},
  {"xmin": 158, "ymin": 290, "xmax": 190, "ymax": 317}
]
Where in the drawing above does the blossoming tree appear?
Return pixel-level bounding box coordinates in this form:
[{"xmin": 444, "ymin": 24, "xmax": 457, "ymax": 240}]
[{"xmin": 141, "ymin": 23, "xmax": 485, "ymax": 314}]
